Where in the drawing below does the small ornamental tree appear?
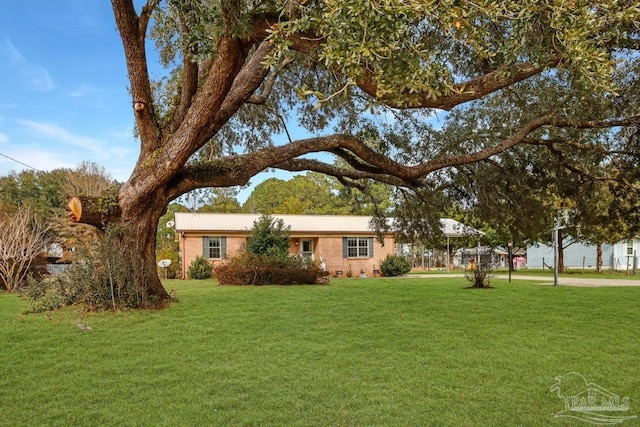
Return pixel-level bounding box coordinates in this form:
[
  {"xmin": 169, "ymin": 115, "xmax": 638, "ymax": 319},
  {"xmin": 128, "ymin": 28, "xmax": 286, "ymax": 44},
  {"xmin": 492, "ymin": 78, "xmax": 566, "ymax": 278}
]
[
  {"xmin": 245, "ymin": 215, "xmax": 291, "ymax": 259},
  {"xmin": 464, "ymin": 263, "xmax": 493, "ymax": 289},
  {"xmin": 380, "ymin": 254, "xmax": 412, "ymax": 277},
  {"xmin": 0, "ymin": 206, "xmax": 50, "ymax": 291}
]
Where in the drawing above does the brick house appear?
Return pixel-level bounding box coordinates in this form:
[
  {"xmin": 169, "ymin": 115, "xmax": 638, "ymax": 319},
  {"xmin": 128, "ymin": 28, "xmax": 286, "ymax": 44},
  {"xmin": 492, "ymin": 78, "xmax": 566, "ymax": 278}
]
[{"xmin": 175, "ymin": 213, "xmax": 396, "ymax": 279}]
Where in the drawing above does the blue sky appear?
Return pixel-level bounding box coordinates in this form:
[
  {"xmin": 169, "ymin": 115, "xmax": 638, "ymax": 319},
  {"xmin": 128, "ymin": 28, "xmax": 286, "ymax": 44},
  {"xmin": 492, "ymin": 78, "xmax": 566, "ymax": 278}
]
[
  {"xmin": 0, "ymin": 1, "xmax": 303, "ymax": 202},
  {"xmin": 0, "ymin": 1, "xmax": 141, "ymax": 182},
  {"xmin": 0, "ymin": 2, "xmax": 442, "ymax": 204}
]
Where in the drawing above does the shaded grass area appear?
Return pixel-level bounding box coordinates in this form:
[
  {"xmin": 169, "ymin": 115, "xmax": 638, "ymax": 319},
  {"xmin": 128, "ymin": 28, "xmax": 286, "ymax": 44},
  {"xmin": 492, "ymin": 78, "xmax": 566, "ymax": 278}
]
[{"xmin": 1, "ymin": 278, "xmax": 639, "ymax": 426}]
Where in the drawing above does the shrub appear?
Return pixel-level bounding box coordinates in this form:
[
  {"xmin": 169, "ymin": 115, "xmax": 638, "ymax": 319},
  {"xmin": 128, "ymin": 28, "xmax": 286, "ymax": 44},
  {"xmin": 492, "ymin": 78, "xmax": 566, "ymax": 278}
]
[
  {"xmin": 214, "ymin": 253, "xmax": 327, "ymax": 285},
  {"xmin": 213, "ymin": 214, "xmax": 327, "ymax": 285},
  {"xmin": 21, "ymin": 224, "xmax": 153, "ymax": 312},
  {"xmin": 464, "ymin": 263, "xmax": 493, "ymax": 288},
  {"xmin": 380, "ymin": 254, "xmax": 412, "ymax": 277},
  {"xmin": 188, "ymin": 255, "xmax": 212, "ymax": 280},
  {"xmin": 21, "ymin": 274, "xmax": 82, "ymax": 313}
]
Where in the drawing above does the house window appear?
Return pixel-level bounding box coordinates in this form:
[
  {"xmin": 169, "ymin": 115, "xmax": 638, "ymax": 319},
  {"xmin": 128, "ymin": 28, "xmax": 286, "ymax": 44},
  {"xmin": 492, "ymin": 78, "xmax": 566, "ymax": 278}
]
[
  {"xmin": 301, "ymin": 239, "xmax": 313, "ymax": 258},
  {"xmin": 627, "ymin": 239, "xmax": 634, "ymax": 256},
  {"xmin": 344, "ymin": 237, "xmax": 373, "ymax": 258},
  {"xmin": 203, "ymin": 236, "xmax": 227, "ymax": 259}
]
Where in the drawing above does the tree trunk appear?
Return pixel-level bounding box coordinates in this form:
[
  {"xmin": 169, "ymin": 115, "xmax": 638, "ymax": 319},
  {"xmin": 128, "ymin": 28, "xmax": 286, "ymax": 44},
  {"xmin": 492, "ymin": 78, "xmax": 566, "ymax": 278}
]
[
  {"xmin": 596, "ymin": 242, "xmax": 603, "ymax": 273},
  {"xmin": 126, "ymin": 205, "xmax": 170, "ymax": 304},
  {"xmin": 69, "ymin": 194, "xmax": 170, "ymax": 305},
  {"xmin": 68, "ymin": 196, "xmax": 121, "ymax": 229}
]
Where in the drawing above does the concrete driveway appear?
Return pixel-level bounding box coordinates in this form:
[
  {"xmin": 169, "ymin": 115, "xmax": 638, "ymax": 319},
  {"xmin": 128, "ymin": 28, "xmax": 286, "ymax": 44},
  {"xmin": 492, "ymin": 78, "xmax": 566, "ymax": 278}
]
[
  {"xmin": 494, "ymin": 274, "xmax": 640, "ymax": 287},
  {"xmin": 408, "ymin": 273, "xmax": 640, "ymax": 287}
]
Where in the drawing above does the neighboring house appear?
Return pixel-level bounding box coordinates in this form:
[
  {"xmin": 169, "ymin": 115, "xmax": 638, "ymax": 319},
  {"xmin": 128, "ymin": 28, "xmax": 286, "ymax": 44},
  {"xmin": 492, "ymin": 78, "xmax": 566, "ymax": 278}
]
[
  {"xmin": 42, "ymin": 243, "xmax": 70, "ymax": 274},
  {"xmin": 456, "ymin": 246, "xmax": 526, "ymax": 269},
  {"xmin": 174, "ymin": 213, "xmax": 396, "ymax": 279},
  {"xmin": 527, "ymin": 237, "xmax": 639, "ymax": 271}
]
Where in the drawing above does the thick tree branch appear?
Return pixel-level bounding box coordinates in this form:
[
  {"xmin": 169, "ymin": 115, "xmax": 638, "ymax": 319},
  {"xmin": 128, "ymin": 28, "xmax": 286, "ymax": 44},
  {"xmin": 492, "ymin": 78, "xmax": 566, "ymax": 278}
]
[
  {"xmin": 328, "ymin": 148, "xmax": 384, "ymax": 175},
  {"xmin": 275, "ymin": 159, "xmax": 410, "ymax": 187},
  {"xmin": 165, "ymin": 134, "xmax": 349, "ymax": 198},
  {"xmin": 139, "ymin": 0, "xmax": 159, "ymax": 35},
  {"xmin": 358, "ymin": 59, "xmax": 559, "ymax": 110},
  {"xmin": 119, "ymin": 36, "xmax": 247, "ymax": 211},
  {"xmin": 247, "ymin": 58, "xmax": 293, "ymax": 105},
  {"xmin": 111, "ymin": 0, "xmax": 160, "ymax": 152},
  {"xmin": 167, "ymin": 12, "xmax": 200, "ymax": 134},
  {"xmin": 549, "ymin": 115, "xmax": 640, "ymax": 129},
  {"xmin": 166, "ymin": 111, "xmax": 640, "ymax": 202},
  {"xmin": 214, "ymin": 40, "xmax": 274, "ymax": 124},
  {"xmin": 156, "ymin": 38, "xmax": 246, "ymax": 170},
  {"xmin": 249, "ymin": 13, "xmax": 556, "ymax": 111}
]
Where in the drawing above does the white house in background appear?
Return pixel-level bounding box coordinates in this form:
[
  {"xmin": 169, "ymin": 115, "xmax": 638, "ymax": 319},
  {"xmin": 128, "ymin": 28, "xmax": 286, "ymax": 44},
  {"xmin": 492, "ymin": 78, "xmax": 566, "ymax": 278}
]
[{"xmin": 527, "ymin": 237, "xmax": 639, "ymax": 271}]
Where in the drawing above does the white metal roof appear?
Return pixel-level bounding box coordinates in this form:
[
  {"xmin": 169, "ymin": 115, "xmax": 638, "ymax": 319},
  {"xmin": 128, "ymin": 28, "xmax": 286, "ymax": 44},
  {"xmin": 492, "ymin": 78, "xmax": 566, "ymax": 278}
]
[
  {"xmin": 174, "ymin": 213, "xmax": 379, "ymax": 234},
  {"xmin": 174, "ymin": 213, "xmax": 482, "ymax": 237},
  {"xmin": 440, "ymin": 218, "xmax": 484, "ymax": 237}
]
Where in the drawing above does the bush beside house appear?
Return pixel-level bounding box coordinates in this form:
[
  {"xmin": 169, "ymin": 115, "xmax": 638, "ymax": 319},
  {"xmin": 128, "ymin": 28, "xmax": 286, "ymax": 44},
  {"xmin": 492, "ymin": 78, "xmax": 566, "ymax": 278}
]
[{"xmin": 380, "ymin": 254, "xmax": 412, "ymax": 277}]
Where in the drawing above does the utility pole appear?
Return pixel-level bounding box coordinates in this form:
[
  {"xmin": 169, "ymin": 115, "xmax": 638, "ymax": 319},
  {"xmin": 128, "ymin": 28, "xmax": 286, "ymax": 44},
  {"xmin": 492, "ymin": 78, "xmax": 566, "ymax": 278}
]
[
  {"xmin": 553, "ymin": 212, "xmax": 568, "ymax": 287},
  {"xmin": 508, "ymin": 241, "xmax": 513, "ymax": 283}
]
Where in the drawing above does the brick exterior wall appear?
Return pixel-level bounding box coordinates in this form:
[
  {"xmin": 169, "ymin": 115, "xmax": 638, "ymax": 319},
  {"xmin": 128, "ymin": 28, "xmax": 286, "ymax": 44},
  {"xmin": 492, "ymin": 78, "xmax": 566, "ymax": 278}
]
[{"xmin": 180, "ymin": 232, "xmax": 395, "ymax": 279}]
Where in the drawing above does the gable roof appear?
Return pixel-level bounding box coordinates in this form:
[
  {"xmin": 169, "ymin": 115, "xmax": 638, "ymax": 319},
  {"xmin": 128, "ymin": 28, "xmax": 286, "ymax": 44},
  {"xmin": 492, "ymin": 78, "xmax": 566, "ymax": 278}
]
[
  {"xmin": 174, "ymin": 213, "xmax": 380, "ymax": 234},
  {"xmin": 440, "ymin": 218, "xmax": 484, "ymax": 237}
]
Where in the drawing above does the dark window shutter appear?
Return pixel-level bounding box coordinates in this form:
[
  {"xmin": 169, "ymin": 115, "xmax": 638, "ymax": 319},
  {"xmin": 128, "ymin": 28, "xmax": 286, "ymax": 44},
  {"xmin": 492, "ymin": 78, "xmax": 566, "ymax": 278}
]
[
  {"xmin": 221, "ymin": 236, "xmax": 227, "ymax": 258},
  {"xmin": 368, "ymin": 237, "xmax": 374, "ymax": 258},
  {"xmin": 202, "ymin": 237, "xmax": 209, "ymax": 259},
  {"xmin": 342, "ymin": 237, "xmax": 348, "ymax": 258}
]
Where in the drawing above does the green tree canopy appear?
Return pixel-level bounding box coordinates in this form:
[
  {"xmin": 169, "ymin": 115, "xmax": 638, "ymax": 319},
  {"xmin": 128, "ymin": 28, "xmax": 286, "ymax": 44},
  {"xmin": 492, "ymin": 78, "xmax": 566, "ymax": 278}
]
[
  {"xmin": 64, "ymin": 0, "xmax": 640, "ymax": 302},
  {"xmin": 198, "ymin": 188, "xmax": 243, "ymax": 213},
  {"xmin": 242, "ymin": 173, "xmax": 352, "ymax": 214}
]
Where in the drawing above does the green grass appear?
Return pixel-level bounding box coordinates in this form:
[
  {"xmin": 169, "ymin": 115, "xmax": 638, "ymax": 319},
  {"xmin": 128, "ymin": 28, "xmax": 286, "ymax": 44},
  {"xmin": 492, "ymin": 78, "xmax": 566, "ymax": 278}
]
[{"xmin": 2, "ymin": 278, "xmax": 639, "ymax": 426}]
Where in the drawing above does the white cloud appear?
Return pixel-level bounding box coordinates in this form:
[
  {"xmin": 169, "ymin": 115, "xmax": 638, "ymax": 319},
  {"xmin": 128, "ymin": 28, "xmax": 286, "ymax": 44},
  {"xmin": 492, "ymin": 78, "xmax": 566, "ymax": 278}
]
[
  {"xmin": 69, "ymin": 83, "xmax": 98, "ymax": 97},
  {"xmin": 1, "ymin": 39, "xmax": 25, "ymax": 63},
  {"xmin": 110, "ymin": 126, "xmax": 136, "ymax": 142},
  {"xmin": 1, "ymin": 39, "xmax": 54, "ymax": 92},
  {"xmin": 0, "ymin": 142, "xmax": 136, "ymax": 180},
  {"xmin": 8, "ymin": 119, "xmax": 137, "ymax": 181},
  {"xmin": 0, "ymin": 132, "xmax": 8, "ymax": 144},
  {"xmin": 108, "ymin": 165, "xmax": 133, "ymax": 183},
  {"xmin": 16, "ymin": 119, "xmax": 106, "ymax": 154},
  {"xmin": 30, "ymin": 68, "xmax": 54, "ymax": 91},
  {"xmin": 0, "ymin": 146, "xmax": 75, "ymax": 174}
]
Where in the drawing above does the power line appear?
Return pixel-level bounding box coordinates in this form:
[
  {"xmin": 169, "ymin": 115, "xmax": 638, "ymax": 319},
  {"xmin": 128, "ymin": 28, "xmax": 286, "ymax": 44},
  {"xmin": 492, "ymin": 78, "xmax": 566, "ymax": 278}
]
[{"xmin": 0, "ymin": 151, "xmax": 41, "ymax": 172}]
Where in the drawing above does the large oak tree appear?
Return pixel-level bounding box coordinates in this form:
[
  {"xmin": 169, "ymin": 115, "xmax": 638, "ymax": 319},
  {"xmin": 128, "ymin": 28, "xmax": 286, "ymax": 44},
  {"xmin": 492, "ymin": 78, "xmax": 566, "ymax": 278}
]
[{"xmin": 69, "ymin": 0, "xmax": 640, "ymax": 303}]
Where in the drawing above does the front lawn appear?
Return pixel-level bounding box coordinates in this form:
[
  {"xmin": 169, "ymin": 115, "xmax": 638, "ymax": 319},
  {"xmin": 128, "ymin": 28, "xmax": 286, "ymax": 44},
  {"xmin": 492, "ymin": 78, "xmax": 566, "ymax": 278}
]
[{"xmin": 1, "ymin": 277, "xmax": 638, "ymax": 426}]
